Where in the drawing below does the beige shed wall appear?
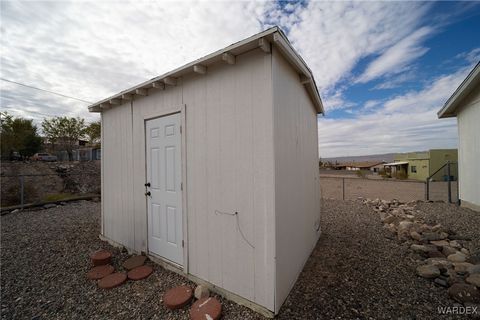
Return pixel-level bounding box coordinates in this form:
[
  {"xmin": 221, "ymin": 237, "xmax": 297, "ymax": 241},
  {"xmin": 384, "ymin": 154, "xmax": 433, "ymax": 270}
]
[
  {"xmin": 130, "ymin": 85, "xmax": 183, "ymax": 252},
  {"xmin": 101, "ymin": 102, "xmax": 135, "ymax": 249},
  {"xmin": 457, "ymin": 88, "xmax": 480, "ymax": 210},
  {"xmin": 272, "ymin": 47, "xmax": 321, "ymax": 313},
  {"xmin": 182, "ymin": 49, "xmax": 275, "ymax": 310},
  {"xmin": 101, "ymin": 48, "xmax": 276, "ymax": 311}
]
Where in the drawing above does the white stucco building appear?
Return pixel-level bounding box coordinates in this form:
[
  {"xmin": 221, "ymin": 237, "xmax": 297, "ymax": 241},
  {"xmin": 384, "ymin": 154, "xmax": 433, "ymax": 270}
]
[
  {"xmin": 438, "ymin": 62, "xmax": 480, "ymax": 211},
  {"xmin": 88, "ymin": 27, "xmax": 324, "ymax": 315}
]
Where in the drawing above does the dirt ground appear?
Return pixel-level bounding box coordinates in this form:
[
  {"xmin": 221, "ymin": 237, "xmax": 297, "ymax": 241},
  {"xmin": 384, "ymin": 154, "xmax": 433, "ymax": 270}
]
[
  {"xmin": 1, "ymin": 199, "xmax": 477, "ymax": 319},
  {"xmin": 1, "ymin": 161, "xmax": 100, "ymax": 206}
]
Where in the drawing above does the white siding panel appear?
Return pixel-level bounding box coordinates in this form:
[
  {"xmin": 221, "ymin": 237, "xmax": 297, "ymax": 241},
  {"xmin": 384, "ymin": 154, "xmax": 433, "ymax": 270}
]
[
  {"xmin": 457, "ymin": 89, "xmax": 480, "ymax": 209},
  {"xmin": 101, "ymin": 102, "xmax": 134, "ymax": 249},
  {"xmin": 183, "ymin": 49, "xmax": 275, "ymax": 310},
  {"xmin": 272, "ymin": 47, "xmax": 321, "ymax": 313},
  {"xmin": 131, "ymin": 87, "xmax": 183, "ymax": 253},
  {"xmin": 101, "ymin": 49, "xmax": 275, "ymax": 311}
]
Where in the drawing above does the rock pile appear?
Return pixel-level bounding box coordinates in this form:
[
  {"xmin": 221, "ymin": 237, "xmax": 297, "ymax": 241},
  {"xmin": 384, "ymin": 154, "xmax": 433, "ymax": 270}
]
[{"xmin": 361, "ymin": 198, "xmax": 480, "ymax": 305}]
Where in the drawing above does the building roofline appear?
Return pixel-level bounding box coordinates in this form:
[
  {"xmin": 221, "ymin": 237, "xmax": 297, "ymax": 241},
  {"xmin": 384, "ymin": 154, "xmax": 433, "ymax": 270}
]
[
  {"xmin": 438, "ymin": 61, "xmax": 480, "ymax": 118},
  {"xmin": 88, "ymin": 26, "xmax": 324, "ymax": 115}
]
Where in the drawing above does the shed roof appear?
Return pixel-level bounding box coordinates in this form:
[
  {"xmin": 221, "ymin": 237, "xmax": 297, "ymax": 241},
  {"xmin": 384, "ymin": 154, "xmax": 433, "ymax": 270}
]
[
  {"xmin": 438, "ymin": 61, "xmax": 480, "ymax": 118},
  {"xmin": 88, "ymin": 27, "xmax": 324, "ymax": 114}
]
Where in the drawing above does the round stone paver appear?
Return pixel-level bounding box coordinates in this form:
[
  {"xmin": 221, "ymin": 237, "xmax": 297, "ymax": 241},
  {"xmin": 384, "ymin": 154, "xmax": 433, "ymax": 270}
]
[
  {"xmin": 127, "ymin": 265, "xmax": 153, "ymax": 280},
  {"xmin": 98, "ymin": 272, "xmax": 127, "ymax": 289},
  {"xmin": 91, "ymin": 249, "xmax": 112, "ymax": 266},
  {"xmin": 163, "ymin": 286, "xmax": 193, "ymax": 309},
  {"xmin": 87, "ymin": 265, "xmax": 114, "ymax": 280},
  {"xmin": 190, "ymin": 297, "xmax": 222, "ymax": 320},
  {"xmin": 123, "ymin": 255, "xmax": 147, "ymax": 270}
]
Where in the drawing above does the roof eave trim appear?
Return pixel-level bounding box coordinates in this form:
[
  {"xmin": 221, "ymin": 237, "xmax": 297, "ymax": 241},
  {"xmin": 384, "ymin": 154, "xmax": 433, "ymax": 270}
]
[
  {"xmin": 438, "ymin": 61, "xmax": 480, "ymax": 119},
  {"xmin": 88, "ymin": 26, "xmax": 325, "ymax": 115},
  {"xmin": 272, "ymin": 31, "xmax": 324, "ymax": 115}
]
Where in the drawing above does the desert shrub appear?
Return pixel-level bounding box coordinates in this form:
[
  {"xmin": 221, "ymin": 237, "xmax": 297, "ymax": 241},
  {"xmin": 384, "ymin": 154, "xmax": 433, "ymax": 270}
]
[
  {"xmin": 43, "ymin": 193, "xmax": 73, "ymax": 202},
  {"xmin": 356, "ymin": 170, "xmax": 366, "ymax": 178},
  {"xmin": 395, "ymin": 171, "xmax": 407, "ymax": 180}
]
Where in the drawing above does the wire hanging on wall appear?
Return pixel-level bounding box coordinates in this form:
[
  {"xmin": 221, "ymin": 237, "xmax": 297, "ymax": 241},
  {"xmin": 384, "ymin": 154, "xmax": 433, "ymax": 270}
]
[{"xmin": 214, "ymin": 210, "xmax": 255, "ymax": 249}]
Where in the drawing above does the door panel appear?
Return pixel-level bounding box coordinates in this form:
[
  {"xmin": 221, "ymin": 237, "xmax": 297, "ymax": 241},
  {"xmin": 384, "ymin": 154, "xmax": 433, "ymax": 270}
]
[{"xmin": 146, "ymin": 113, "xmax": 183, "ymax": 265}]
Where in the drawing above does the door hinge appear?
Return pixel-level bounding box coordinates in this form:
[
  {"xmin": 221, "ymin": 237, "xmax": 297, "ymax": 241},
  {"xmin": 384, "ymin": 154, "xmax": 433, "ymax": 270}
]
[
  {"xmin": 182, "ymin": 240, "xmax": 184, "ymax": 248},
  {"xmin": 180, "ymin": 125, "xmax": 182, "ymax": 134},
  {"xmin": 181, "ymin": 182, "xmax": 183, "ymax": 191}
]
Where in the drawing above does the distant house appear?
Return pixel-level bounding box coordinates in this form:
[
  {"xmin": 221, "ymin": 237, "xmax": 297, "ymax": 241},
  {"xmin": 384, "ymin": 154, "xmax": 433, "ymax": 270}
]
[
  {"xmin": 325, "ymin": 161, "xmax": 385, "ymax": 172},
  {"xmin": 438, "ymin": 62, "xmax": 480, "ymax": 211},
  {"xmin": 383, "ymin": 149, "xmax": 458, "ymax": 181},
  {"xmin": 345, "ymin": 161, "xmax": 386, "ymax": 172}
]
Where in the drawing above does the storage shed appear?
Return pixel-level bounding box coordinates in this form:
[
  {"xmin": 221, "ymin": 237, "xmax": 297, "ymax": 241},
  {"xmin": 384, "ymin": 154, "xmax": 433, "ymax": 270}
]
[
  {"xmin": 88, "ymin": 27, "xmax": 324, "ymax": 315},
  {"xmin": 438, "ymin": 62, "xmax": 480, "ymax": 211}
]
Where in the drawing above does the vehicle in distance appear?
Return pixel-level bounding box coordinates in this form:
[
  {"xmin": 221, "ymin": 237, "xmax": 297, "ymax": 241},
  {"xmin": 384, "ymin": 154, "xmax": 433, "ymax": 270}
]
[{"xmin": 32, "ymin": 153, "xmax": 57, "ymax": 162}]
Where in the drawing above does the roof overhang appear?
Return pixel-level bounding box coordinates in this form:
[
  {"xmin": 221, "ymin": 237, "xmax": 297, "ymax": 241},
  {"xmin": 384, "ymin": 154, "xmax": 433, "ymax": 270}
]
[
  {"xmin": 88, "ymin": 27, "xmax": 324, "ymax": 115},
  {"xmin": 383, "ymin": 161, "xmax": 409, "ymax": 166},
  {"xmin": 438, "ymin": 62, "xmax": 480, "ymax": 118}
]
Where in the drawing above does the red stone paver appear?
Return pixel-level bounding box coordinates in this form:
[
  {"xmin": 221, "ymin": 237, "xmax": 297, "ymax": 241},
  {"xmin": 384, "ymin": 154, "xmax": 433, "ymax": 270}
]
[
  {"xmin": 87, "ymin": 264, "xmax": 114, "ymax": 280},
  {"xmin": 123, "ymin": 255, "xmax": 147, "ymax": 270},
  {"xmin": 163, "ymin": 285, "xmax": 193, "ymax": 309},
  {"xmin": 127, "ymin": 265, "xmax": 153, "ymax": 280},
  {"xmin": 190, "ymin": 297, "xmax": 222, "ymax": 320},
  {"xmin": 90, "ymin": 249, "xmax": 112, "ymax": 266},
  {"xmin": 98, "ymin": 272, "xmax": 127, "ymax": 289}
]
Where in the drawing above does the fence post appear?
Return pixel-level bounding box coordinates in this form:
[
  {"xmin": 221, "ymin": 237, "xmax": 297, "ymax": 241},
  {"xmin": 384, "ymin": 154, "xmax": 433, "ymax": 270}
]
[
  {"xmin": 456, "ymin": 162, "xmax": 460, "ymax": 206},
  {"xmin": 342, "ymin": 178, "xmax": 345, "ymax": 200},
  {"xmin": 19, "ymin": 176, "xmax": 24, "ymax": 210},
  {"xmin": 447, "ymin": 161, "xmax": 452, "ymax": 204},
  {"xmin": 425, "ymin": 180, "xmax": 429, "ymax": 201}
]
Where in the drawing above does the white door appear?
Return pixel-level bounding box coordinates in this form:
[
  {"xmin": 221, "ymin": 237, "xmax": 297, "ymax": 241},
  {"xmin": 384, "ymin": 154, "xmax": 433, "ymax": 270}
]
[{"xmin": 146, "ymin": 113, "xmax": 183, "ymax": 265}]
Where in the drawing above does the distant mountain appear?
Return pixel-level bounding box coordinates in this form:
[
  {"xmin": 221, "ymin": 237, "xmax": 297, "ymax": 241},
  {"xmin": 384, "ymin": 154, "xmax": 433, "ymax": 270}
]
[{"xmin": 321, "ymin": 153, "xmax": 397, "ymax": 164}]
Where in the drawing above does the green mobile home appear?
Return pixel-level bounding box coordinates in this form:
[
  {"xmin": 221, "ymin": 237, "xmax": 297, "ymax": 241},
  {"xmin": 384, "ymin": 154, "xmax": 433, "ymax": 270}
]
[{"xmin": 386, "ymin": 149, "xmax": 458, "ymax": 181}]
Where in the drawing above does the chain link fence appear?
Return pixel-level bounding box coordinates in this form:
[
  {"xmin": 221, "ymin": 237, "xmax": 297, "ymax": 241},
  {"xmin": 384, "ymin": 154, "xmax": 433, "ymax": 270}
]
[
  {"xmin": 1, "ymin": 172, "xmax": 100, "ymax": 209},
  {"xmin": 426, "ymin": 161, "xmax": 459, "ymax": 204},
  {"xmin": 320, "ymin": 173, "xmax": 458, "ymax": 204}
]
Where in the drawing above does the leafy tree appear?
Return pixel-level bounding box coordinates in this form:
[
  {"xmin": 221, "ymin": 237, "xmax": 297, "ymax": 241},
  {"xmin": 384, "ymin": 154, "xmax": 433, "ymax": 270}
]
[
  {"xmin": 42, "ymin": 116, "xmax": 86, "ymax": 160},
  {"xmin": 21, "ymin": 134, "xmax": 43, "ymax": 158},
  {"xmin": 0, "ymin": 112, "xmax": 42, "ymax": 159},
  {"xmin": 85, "ymin": 120, "xmax": 101, "ymax": 145}
]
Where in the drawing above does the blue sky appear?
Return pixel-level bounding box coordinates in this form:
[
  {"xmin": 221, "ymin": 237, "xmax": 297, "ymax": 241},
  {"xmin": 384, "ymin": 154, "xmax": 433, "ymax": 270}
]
[
  {"xmin": 1, "ymin": 1, "xmax": 479, "ymax": 157},
  {"xmin": 328, "ymin": 2, "xmax": 480, "ymax": 120}
]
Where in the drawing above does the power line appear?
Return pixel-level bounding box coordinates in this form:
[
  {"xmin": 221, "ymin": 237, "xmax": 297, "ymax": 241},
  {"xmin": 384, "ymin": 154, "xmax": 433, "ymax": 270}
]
[
  {"xmin": 1, "ymin": 106, "xmax": 61, "ymax": 118},
  {"xmin": 0, "ymin": 78, "xmax": 93, "ymax": 104}
]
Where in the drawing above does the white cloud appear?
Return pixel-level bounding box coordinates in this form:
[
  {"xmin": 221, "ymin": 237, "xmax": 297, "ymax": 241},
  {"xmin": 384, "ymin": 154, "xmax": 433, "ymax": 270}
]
[
  {"xmin": 0, "ymin": 1, "xmax": 474, "ymax": 158},
  {"xmin": 382, "ymin": 65, "xmax": 471, "ymax": 114},
  {"xmin": 318, "ymin": 110, "xmax": 458, "ymax": 157},
  {"xmin": 0, "ymin": 1, "xmax": 267, "ymax": 123},
  {"xmin": 356, "ymin": 27, "xmax": 433, "ymax": 83},
  {"xmin": 318, "ymin": 63, "xmax": 473, "ymax": 157},
  {"xmin": 0, "ymin": 1, "xmax": 436, "ymax": 115},
  {"xmin": 322, "ymin": 88, "xmax": 356, "ymax": 111},
  {"xmin": 455, "ymin": 47, "xmax": 480, "ymax": 64},
  {"xmin": 373, "ymin": 71, "xmax": 417, "ymax": 90},
  {"xmin": 363, "ymin": 100, "xmax": 382, "ymax": 110},
  {"xmin": 281, "ymin": 1, "xmax": 432, "ymax": 110}
]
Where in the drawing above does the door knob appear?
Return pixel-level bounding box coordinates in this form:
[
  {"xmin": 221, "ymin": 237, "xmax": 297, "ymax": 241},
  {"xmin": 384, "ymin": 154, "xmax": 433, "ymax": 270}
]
[
  {"xmin": 144, "ymin": 182, "xmax": 151, "ymax": 187},
  {"xmin": 145, "ymin": 191, "xmax": 151, "ymax": 196}
]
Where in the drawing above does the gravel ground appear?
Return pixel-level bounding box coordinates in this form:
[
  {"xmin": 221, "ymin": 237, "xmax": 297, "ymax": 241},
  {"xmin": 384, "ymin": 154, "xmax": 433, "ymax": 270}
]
[{"xmin": 1, "ymin": 199, "xmax": 478, "ymax": 319}]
